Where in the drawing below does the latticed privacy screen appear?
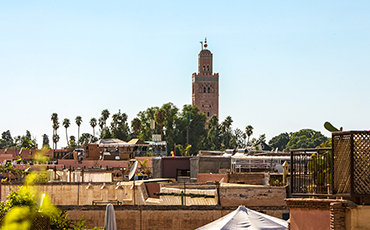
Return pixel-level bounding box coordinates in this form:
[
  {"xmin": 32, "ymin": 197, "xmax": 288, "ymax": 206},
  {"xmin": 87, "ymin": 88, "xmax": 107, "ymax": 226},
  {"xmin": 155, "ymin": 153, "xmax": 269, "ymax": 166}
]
[{"xmin": 332, "ymin": 131, "xmax": 370, "ymax": 196}]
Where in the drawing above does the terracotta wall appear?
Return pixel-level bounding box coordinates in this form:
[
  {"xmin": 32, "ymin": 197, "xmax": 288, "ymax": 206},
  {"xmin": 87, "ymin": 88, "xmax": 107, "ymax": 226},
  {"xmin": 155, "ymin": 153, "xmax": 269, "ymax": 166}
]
[
  {"xmin": 197, "ymin": 173, "xmax": 228, "ymax": 183},
  {"xmin": 290, "ymin": 209, "xmax": 330, "ymax": 230},
  {"xmin": 58, "ymin": 159, "xmax": 129, "ymax": 169},
  {"xmin": 161, "ymin": 157, "xmax": 191, "ymax": 179},
  {"xmin": 63, "ymin": 205, "xmax": 284, "ymax": 230},
  {"xmin": 228, "ymin": 172, "xmax": 266, "ymax": 185},
  {"xmin": 346, "ymin": 205, "xmax": 370, "ymax": 230},
  {"xmin": 0, "ymin": 182, "xmax": 149, "ymax": 206},
  {"xmin": 286, "ymin": 198, "xmax": 349, "ymax": 230},
  {"xmin": 220, "ymin": 184, "xmax": 286, "ymax": 207}
]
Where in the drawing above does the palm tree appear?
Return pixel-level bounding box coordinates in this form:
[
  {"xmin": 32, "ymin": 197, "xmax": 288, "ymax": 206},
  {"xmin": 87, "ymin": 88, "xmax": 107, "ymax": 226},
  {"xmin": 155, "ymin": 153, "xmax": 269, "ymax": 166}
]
[
  {"xmin": 52, "ymin": 134, "xmax": 60, "ymax": 150},
  {"xmin": 208, "ymin": 115, "xmax": 219, "ymax": 129},
  {"xmin": 221, "ymin": 116, "xmax": 233, "ymax": 133},
  {"xmin": 75, "ymin": 116, "xmax": 82, "ymax": 143},
  {"xmin": 245, "ymin": 125, "xmax": 254, "ymax": 146},
  {"xmin": 176, "ymin": 144, "xmax": 192, "ymax": 156},
  {"xmin": 131, "ymin": 118, "xmax": 141, "ymax": 137},
  {"xmin": 51, "ymin": 113, "xmax": 59, "ymax": 149},
  {"xmin": 101, "ymin": 109, "xmax": 110, "ymax": 128},
  {"xmin": 62, "ymin": 118, "xmax": 70, "ymax": 147},
  {"xmin": 136, "ymin": 159, "xmax": 151, "ymax": 177},
  {"xmin": 98, "ymin": 117, "xmax": 105, "ymax": 135},
  {"xmin": 155, "ymin": 109, "xmax": 166, "ymax": 141},
  {"xmin": 90, "ymin": 118, "xmax": 97, "ymax": 136}
]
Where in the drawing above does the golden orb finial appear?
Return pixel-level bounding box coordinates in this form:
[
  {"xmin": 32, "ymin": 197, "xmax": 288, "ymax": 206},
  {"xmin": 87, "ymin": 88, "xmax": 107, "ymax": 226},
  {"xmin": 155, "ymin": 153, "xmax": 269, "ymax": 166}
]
[{"xmin": 204, "ymin": 37, "xmax": 208, "ymax": 48}]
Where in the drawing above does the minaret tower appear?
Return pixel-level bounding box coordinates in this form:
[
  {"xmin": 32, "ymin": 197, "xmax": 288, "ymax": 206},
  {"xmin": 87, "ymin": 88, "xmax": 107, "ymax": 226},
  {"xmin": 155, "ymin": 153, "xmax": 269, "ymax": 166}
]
[{"xmin": 192, "ymin": 38, "xmax": 219, "ymax": 119}]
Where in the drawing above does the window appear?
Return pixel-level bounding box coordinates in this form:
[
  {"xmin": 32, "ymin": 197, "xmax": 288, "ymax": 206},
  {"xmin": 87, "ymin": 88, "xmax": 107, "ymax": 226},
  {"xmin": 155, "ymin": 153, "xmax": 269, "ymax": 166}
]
[
  {"xmin": 203, "ymin": 66, "xmax": 205, "ymax": 71},
  {"xmin": 207, "ymin": 66, "xmax": 209, "ymax": 71},
  {"xmin": 208, "ymin": 87, "xmax": 210, "ymax": 93},
  {"xmin": 204, "ymin": 87, "xmax": 206, "ymax": 93},
  {"xmin": 207, "ymin": 112, "xmax": 210, "ymax": 117}
]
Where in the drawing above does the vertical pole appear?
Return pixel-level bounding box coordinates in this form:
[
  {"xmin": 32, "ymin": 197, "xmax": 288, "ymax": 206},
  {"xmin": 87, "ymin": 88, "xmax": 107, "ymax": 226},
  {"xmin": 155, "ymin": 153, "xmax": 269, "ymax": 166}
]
[
  {"xmin": 180, "ymin": 191, "xmax": 184, "ymax": 206},
  {"xmin": 290, "ymin": 150, "xmax": 294, "ymax": 195},
  {"xmin": 216, "ymin": 181, "xmax": 220, "ymax": 205},
  {"xmin": 133, "ymin": 177, "xmax": 136, "ymax": 205},
  {"xmin": 184, "ymin": 182, "xmax": 186, "ymax": 206},
  {"xmin": 187, "ymin": 128, "xmax": 189, "ymax": 146},
  {"xmin": 350, "ymin": 132, "xmax": 354, "ymax": 196},
  {"xmin": 331, "ymin": 133, "xmax": 335, "ymax": 195},
  {"xmin": 77, "ymin": 181, "xmax": 79, "ymax": 205}
]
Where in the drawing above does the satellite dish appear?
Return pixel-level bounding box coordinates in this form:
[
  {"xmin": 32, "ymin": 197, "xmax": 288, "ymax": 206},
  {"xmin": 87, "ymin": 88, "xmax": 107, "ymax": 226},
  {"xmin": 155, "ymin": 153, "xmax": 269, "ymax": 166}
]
[{"xmin": 128, "ymin": 161, "xmax": 138, "ymax": 181}]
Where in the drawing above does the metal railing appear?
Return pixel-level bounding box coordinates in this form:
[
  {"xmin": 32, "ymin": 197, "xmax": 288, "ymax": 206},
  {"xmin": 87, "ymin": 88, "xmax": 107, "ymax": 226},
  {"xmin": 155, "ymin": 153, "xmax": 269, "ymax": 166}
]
[{"xmin": 290, "ymin": 148, "xmax": 332, "ymax": 197}]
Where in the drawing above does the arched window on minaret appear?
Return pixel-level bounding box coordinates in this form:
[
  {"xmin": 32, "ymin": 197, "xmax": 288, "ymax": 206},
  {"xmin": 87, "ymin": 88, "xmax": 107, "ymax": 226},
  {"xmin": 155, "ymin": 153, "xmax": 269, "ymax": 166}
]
[
  {"xmin": 208, "ymin": 87, "xmax": 210, "ymax": 93},
  {"xmin": 203, "ymin": 87, "xmax": 206, "ymax": 93},
  {"xmin": 207, "ymin": 66, "xmax": 209, "ymax": 71},
  {"xmin": 203, "ymin": 66, "xmax": 205, "ymax": 71}
]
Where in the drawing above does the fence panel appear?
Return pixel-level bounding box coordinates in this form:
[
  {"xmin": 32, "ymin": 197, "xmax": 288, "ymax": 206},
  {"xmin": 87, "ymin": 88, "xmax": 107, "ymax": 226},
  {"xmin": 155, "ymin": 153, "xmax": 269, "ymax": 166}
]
[{"xmin": 290, "ymin": 148, "xmax": 332, "ymax": 196}]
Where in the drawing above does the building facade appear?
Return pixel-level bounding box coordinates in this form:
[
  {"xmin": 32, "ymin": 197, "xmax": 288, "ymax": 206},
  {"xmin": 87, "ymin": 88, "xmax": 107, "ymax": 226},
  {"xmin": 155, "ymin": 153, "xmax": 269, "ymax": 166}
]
[{"xmin": 192, "ymin": 39, "xmax": 219, "ymax": 119}]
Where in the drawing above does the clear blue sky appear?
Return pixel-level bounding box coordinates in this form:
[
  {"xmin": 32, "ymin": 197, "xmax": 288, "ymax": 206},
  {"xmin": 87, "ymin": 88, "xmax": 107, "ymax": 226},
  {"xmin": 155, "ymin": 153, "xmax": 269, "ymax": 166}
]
[{"xmin": 1, "ymin": 1, "xmax": 370, "ymax": 148}]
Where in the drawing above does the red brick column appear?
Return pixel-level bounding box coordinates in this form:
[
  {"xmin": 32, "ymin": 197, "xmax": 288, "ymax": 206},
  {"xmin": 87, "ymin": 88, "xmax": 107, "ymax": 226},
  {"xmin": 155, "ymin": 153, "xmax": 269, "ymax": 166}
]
[{"xmin": 330, "ymin": 202, "xmax": 346, "ymax": 230}]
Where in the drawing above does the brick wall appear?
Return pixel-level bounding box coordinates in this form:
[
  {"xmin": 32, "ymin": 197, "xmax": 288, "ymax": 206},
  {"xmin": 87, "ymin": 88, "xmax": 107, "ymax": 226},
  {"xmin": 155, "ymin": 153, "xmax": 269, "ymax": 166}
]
[
  {"xmin": 286, "ymin": 198, "xmax": 348, "ymax": 230},
  {"xmin": 197, "ymin": 173, "xmax": 228, "ymax": 183},
  {"xmin": 228, "ymin": 172, "xmax": 266, "ymax": 185},
  {"xmin": 62, "ymin": 205, "xmax": 285, "ymax": 230}
]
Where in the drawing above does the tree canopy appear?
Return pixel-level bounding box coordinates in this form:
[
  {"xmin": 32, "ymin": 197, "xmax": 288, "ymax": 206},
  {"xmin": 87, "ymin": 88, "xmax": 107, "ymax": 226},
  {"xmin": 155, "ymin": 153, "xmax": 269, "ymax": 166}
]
[
  {"xmin": 269, "ymin": 132, "xmax": 290, "ymax": 151},
  {"xmin": 286, "ymin": 129, "xmax": 328, "ymax": 150}
]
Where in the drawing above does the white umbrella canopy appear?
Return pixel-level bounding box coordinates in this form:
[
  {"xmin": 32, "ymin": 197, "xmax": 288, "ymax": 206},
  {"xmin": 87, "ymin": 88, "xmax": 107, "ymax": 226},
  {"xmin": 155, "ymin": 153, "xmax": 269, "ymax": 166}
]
[
  {"xmin": 197, "ymin": 206, "xmax": 288, "ymax": 230},
  {"xmin": 105, "ymin": 203, "xmax": 117, "ymax": 230}
]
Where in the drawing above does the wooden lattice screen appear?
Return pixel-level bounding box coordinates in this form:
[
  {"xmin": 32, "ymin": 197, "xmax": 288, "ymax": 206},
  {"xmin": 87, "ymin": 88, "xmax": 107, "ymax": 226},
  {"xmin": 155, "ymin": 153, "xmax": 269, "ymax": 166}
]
[{"xmin": 332, "ymin": 131, "xmax": 370, "ymax": 197}]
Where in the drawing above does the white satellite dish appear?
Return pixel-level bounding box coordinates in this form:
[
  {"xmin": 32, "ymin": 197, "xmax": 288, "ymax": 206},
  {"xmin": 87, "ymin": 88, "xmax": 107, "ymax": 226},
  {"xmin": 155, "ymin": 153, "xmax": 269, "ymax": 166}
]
[{"xmin": 128, "ymin": 161, "xmax": 138, "ymax": 181}]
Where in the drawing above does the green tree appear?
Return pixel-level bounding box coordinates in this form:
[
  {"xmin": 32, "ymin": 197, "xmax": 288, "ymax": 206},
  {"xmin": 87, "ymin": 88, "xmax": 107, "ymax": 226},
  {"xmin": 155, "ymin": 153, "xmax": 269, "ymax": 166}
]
[
  {"xmin": 131, "ymin": 118, "xmax": 141, "ymax": 137},
  {"xmin": 101, "ymin": 128, "xmax": 112, "ymax": 139},
  {"xmin": 52, "ymin": 134, "xmax": 60, "ymax": 150},
  {"xmin": 204, "ymin": 115, "xmax": 222, "ymax": 151},
  {"xmin": 286, "ymin": 129, "xmax": 328, "ymax": 150},
  {"xmin": 17, "ymin": 131, "xmax": 37, "ymax": 149},
  {"xmin": 245, "ymin": 125, "xmax": 253, "ymax": 146},
  {"xmin": 0, "ymin": 130, "xmax": 15, "ymax": 149},
  {"xmin": 101, "ymin": 109, "xmax": 110, "ymax": 128},
  {"xmin": 136, "ymin": 159, "xmax": 152, "ymax": 177},
  {"xmin": 78, "ymin": 133, "xmax": 98, "ymax": 146},
  {"xmin": 69, "ymin": 136, "xmax": 77, "ymax": 148},
  {"xmin": 220, "ymin": 116, "xmax": 234, "ymax": 150},
  {"xmin": 258, "ymin": 134, "xmax": 266, "ymax": 143},
  {"xmin": 51, "ymin": 113, "xmax": 59, "ymax": 149},
  {"xmin": 89, "ymin": 118, "xmax": 97, "ymax": 137},
  {"xmin": 110, "ymin": 110, "xmax": 130, "ymax": 141},
  {"xmin": 62, "ymin": 118, "xmax": 70, "ymax": 146},
  {"xmin": 155, "ymin": 108, "xmax": 166, "ymax": 141},
  {"xmin": 269, "ymin": 132, "xmax": 290, "ymax": 151},
  {"xmin": 177, "ymin": 105, "xmax": 207, "ymax": 155},
  {"xmin": 232, "ymin": 128, "xmax": 246, "ymax": 148},
  {"xmin": 137, "ymin": 106, "xmax": 158, "ymax": 141},
  {"xmin": 98, "ymin": 117, "xmax": 104, "ymax": 135},
  {"xmin": 75, "ymin": 116, "xmax": 82, "ymax": 144},
  {"xmin": 176, "ymin": 144, "xmax": 192, "ymax": 156},
  {"xmin": 42, "ymin": 134, "xmax": 50, "ymax": 149},
  {"xmin": 161, "ymin": 102, "xmax": 179, "ymax": 154}
]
